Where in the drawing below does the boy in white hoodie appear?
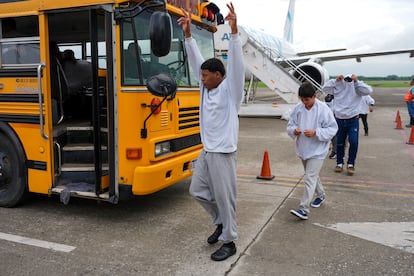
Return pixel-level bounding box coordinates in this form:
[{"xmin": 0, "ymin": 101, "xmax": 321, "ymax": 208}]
[{"xmin": 287, "ymin": 81, "xmax": 338, "ymax": 220}]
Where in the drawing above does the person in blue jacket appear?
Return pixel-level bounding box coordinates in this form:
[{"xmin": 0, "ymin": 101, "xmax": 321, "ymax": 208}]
[{"xmin": 322, "ymin": 74, "xmax": 372, "ymax": 175}]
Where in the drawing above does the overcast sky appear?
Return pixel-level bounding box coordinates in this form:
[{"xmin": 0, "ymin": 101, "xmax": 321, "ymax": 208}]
[{"xmin": 213, "ymin": 0, "xmax": 414, "ymax": 77}]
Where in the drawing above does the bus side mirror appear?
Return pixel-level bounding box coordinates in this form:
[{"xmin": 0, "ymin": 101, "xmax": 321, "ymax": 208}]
[
  {"xmin": 149, "ymin": 11, "xmax": 172, "ymax": 57},
  {"xmin": 147, "ymin": 73, "xmax": 177, "ymax": 99}
]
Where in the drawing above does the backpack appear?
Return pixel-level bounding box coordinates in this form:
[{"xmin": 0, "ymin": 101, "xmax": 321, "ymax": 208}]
[{"xmin": 405, "ymin": 87, "xmax": 413, "ymax": 102}]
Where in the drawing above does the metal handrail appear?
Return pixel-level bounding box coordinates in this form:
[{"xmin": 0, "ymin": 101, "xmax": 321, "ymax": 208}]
[
  {"xmin": 54, "ymin": 141, "xmax": 62, "ymax": 177},
  {"xmin": 247, "ymin": 36, "xmax": 324, "ymax": 92},
  {"xmin": 36, "ymin": 63, "xmax": 48, "ymax": 140}
]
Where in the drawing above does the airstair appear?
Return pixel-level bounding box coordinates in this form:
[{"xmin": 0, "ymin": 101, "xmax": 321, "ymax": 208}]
[
  {"xmin": 240, "ymin": 29, "xmax": 300, "ymax": 104},
  {"xmin": 214, "ymin": 25, "xmax": 322, "ymax": 117}
]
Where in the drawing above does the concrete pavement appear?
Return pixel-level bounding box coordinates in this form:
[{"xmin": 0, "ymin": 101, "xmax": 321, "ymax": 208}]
[
  {"xmin": 229, "ymin": 86, "xmax": 414, "ymax": 275},
  {"xmin": 0, "ymin": 87, "xmax": 413, "ymax": 275}
]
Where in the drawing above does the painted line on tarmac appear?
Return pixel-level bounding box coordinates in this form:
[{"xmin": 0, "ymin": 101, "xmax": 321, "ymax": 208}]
[
  {"xmin": 237, "ymin": 174, "xmax": 414, "ymax": 198},
  {"xmin": 316, "ymin": 179, "xmax": 414, "ymax": 198},
  {"xmin": 323, "ymin": 180, "xmax": 414, "ymax": 191},
  {"xmin": 239, "ymin": 173, "xmax": 414, "ymax": 189},
  {"xmin": 0, "ymin": 232, "xmax": 76, "ymax": 253},
  {"xmin": 322, "ymin": 176, "xmax": 414, "ymax": 188},
  {"xmin": 315, "ymin": 221, "xmax": 414, "ymax": 254},
  {"xmin": 237, "ymin": 174, "xmax": 300, "ymax": 187},
  {"xmin": 325, "ymin": 185, "xmax": 414, "ymax": 198}
]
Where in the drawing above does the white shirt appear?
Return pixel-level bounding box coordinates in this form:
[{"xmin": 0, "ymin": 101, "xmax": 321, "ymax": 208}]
[
  {"xmin": 359, "ymin": 95, "xmax": 375, "ymax": 114},
  {"xmin": 185, "ymin": 35, "xmax": 245, "ymax": 153},
  {"xmin": 287, "ymin": 99, "xmax": 338, "ymax": 160},
  {"xmin": 322, "ymin": 79, "xmax": 373, "ymax": 119}
]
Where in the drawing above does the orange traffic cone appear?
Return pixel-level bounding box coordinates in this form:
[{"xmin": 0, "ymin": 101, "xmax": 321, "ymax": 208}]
[
  {"xmin": 407, "ymin": 126, "xmax": 414, "ymax": 144},
  {"xmin": 257, "ymin": 150, "xmax": 275, "ymax": 180},
  {"xmin": 395, "ymin": 110, "xmax": 400, "ymax": 122},
  {"xmin": 395, "ymin": 113, "xmax": 403, "ymax": 129}
]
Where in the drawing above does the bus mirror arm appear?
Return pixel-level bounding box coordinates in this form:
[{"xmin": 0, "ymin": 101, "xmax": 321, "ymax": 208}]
[
  {"xmin": 114, "ymin": 0, "xmax": 171, "ymax": 57},
  {"xmin": 114, "ymin": 0, "xmax": 166, "ymax": 21},
  {"xmin": 141, "ymin": 95, "xmax": 167, "ymax": 139},
  {"xmin": 141, "ymin": 73, "xmax": 177, "ymax": 138}
]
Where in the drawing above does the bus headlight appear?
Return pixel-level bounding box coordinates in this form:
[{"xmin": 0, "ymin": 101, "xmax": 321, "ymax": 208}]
[{"xmin": 155, "ymin": 141, "xmax": 171, "ymax": 157}]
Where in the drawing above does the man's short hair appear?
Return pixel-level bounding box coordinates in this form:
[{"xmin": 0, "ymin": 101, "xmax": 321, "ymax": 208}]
[
  {"xmin": 298, "ymin": 81, "xmax": 316, "ymax": 98},
  {"xmin": 201, "ymin": 58, "xmax": 225, "ymax": 77}
]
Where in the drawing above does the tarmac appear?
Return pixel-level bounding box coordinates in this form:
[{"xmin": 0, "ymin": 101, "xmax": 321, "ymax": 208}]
[
  {"xmin": 0, "ymin": 87, "xmax": 413, "ymax": 275},
  {"xmin": 230, "ymin": 87, "xmax": 414, "ymax": 275}
]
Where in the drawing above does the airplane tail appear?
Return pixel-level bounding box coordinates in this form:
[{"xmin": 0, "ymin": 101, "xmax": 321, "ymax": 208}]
[{"xmin": 283, "ymin": 0, "xmax": 295, "ymax": 43}]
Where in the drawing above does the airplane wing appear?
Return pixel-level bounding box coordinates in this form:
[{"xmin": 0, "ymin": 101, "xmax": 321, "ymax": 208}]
[
  {"xmin": 239, "ymin": 24, "xmax": 414, "ymax": 67},
  {"xmin": 317, "ymin": 49, "xmax": 414, "ymax": 62},
  {"xmin": 296, "ymin": 48, "xmax": 346, "ymax": 56},
  {"xmin": 284, "ymin": 49, "xmax": 414, "ymax": 66}
]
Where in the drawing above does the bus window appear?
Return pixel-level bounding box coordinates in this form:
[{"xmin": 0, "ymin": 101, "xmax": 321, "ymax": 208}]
[
  {"xmin": 121, "ymin": 12, "xmax": 212, "ymax": 87},
  {"xmin": 85, "ymin": 41, "xmax": 107, "ymax": 69},
  {"xmin": 185, "ymin": 24, "xmax": 215, "ymax": 86},
  {"xmin": 0, "ymin": 16, "xmax": 40, "ymax": 66},
  {"xmin": 121, "ymin": 11, "xmax": 158, "ymax": 85}
]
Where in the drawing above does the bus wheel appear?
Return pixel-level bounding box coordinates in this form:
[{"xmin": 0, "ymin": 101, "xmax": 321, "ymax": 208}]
[{"xmin": 0, "ymin": 133, "xmax": 28, "ymax": 207}]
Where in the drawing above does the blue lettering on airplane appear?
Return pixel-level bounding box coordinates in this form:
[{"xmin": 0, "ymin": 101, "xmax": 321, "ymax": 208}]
[{"xmin": 221, "ymin": 33, "xmax": 232, "ymax": 41}]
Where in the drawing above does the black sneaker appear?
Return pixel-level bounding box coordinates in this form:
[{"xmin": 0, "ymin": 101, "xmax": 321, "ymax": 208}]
[
  {"xmin": 290, "ymin": 209, "xmax": 308, "ymax": 220},
  {"xmin": 207, "ymin": 224, "xmax": 222, "ymax": 244},
  {"xmin": 329, "ymin": 152, "xmax": 336, "ymax": 159},
  {"xmin": 211, "ymin": 242, "xmax": 236, "ymax": 261}
]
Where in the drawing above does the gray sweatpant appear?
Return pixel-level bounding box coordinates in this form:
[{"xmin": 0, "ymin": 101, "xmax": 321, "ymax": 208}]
[
  {"xmin": 189, "ymin": 150, "xmax": 237, "ymax": 243},
  {"xmin": 299, "ymin": 158, "xmax": 326, "ymax": 214}
]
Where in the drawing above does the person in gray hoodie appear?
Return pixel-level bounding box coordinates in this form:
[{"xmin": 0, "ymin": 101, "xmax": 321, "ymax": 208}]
[
  {"xmin": 178, "ymin": 2, "xmax": 244, "ymax": 261},
  {"xmin": 322, "ymin": 74, "xmax": 372, "ymax": 175}
]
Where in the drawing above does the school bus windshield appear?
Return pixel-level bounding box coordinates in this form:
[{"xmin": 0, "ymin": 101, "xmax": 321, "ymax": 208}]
[{"xmin": 121, "ymin": 11, "xmax": 214, "ymax": 87}]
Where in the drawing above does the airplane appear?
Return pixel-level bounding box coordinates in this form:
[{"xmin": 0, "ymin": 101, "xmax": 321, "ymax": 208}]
[{"xmin": 213, "ymin": 0, "xmax": 414, "ymax": 106}]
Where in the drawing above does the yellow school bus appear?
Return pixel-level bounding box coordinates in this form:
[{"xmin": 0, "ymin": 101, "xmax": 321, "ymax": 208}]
[{"xmin": 0, "ymin": 0, "xmax": 221, "ymax": 206}]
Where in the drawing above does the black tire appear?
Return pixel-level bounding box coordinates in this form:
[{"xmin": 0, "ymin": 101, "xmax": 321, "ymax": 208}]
[{"xmin": 0, "ymin": 132, "xmax": 28, "ymax": 207}]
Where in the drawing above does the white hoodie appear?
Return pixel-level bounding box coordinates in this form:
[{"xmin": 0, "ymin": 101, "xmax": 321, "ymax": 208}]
[
  {"xmin": 185, "ymin": 34, "xmax": 245, "ymax": 153},
  {"xmin": 322, "ymin": 78, "xmax": 372, "ymax": 119}
]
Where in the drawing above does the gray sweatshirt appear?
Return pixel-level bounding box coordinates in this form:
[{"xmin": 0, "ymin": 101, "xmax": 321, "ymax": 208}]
[
  {"xmin": 322, "ymin": 79, "xmax": 372, "ymax": 119},
  {"xmin": 287, "ymin": 99, "xmax": 338, "ymax": 160},
  {"xmin": 185, "ymin": 34, "xmax": 245, "ymax": 153}
]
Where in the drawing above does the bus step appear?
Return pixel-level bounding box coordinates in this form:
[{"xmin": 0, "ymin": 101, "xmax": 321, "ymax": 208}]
[
  {"xmin": 61, "ymin": 163, "xmax": 109, "ymax": 171},
  {"xmin": 51, "ymin": 185, "xmax": 110, "ymax": 202},
  {"xmin": 62, "ymin": 143, "xmax": 108, "ymax": 163},
  {"xmin": 59, "ymin": 164, "xmax": 108, "ymax": 183}
]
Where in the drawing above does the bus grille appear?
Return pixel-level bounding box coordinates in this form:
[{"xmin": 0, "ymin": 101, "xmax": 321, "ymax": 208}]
[
  {"xmin": 178, "ymin": 106, "xmax": 199, "ymax": 130},
  {"xmin": 170, "ymin": 133, "xmax": 201, "ymax": 152}
]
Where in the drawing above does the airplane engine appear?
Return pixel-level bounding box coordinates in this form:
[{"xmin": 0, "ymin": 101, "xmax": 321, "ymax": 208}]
[{"xmin": 290, "ymin": 61, "xmax": 329, "ymax": 87}]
